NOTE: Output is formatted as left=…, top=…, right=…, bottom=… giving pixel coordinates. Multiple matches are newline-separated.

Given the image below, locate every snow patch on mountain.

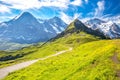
left=44, top=27, right=49, bottom=32
left=0, top=12, right=67, bottom=50
left=85, top=18, right=120, bottom=38
left=51, top=24, right=61, bottom=34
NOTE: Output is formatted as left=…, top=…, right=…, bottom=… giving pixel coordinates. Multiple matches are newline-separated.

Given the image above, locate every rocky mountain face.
left=54, top=18, right=120, bottom=40
left=52, top=19, right=106, bottom=41
left=74, top=19, right=106, bottom=38
left=0, top=12, right=67, bottom=44
left=85, top=18, right=120, bottom=38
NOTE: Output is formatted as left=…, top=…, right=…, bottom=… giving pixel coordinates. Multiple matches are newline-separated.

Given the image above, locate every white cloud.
left=81, top=17, right=90, bottom=23
left=0, top=0, right=83, bottom=23
left=73, top=13, right=81, bottom=19
left=0, top=16, right=15, bottom=22
left=70, top=0, right=82, bottom=6
left=103, top=15, right=120, bottom=23
left=0, top=0, right=70, bottom=10
left=60, top=12, right=72, bottom=24
left=40, top=0, right=70, bottom=9
left=0, top=0, right=84, bottom=15
left=1, top=0, right=40, bottom=10
left=85, top=0, right=88, bottom=3
left=95, top=1, right=105, bottom=17
left=0, top=4, right=11, bottom=13
left=60, top=12, right=81, bottom=24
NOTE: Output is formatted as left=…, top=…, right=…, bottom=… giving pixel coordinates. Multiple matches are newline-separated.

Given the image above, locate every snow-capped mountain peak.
left=14, top=12, right=34, bottom=20
left=84, top=18, right=120, bottom=39
left=86, top=18, right=106, bottom=25
left=0, top=12, right=67, bottom=44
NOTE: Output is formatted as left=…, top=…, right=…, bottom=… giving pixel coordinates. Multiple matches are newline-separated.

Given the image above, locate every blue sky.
left=0, top=0, right=120, bottom=23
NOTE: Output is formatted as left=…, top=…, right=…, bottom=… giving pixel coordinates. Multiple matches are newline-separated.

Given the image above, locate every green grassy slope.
left=4, top=20, right=120, bottom=80
left=0, top=43, right=68, bottom=68
left=0, top=20, right=99, bottom=68
left=4, top=40, right=120, bottom=80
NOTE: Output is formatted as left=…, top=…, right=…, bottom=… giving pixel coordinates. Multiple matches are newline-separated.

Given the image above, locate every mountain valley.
left=0, top=18, right=120, bottom=80
left=0, top=12, right=120, bottom=80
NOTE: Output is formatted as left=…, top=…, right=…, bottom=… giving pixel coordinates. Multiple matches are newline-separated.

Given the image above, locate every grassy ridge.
left=4, top=40, right=120, bottom=80
left=0, top=30, right=98, bottom=68
left=0, top=42, right=68, bottom=68
left=0, top=19, right=99, bottom=68
left=1, top=20, right=109, bottom=80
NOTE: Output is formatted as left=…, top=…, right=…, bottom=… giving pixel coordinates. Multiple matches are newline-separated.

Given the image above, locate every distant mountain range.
left=54, top=18, right=120, bottom=40
left=85, top=18, right=120, bottom=38
left=0, top=12, right=67, bottom=44
left=0, top=12, right=120, bottom=51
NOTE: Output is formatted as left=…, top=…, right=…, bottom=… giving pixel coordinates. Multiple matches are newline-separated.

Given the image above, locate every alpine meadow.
left=0, top=0, right=120, bottom=80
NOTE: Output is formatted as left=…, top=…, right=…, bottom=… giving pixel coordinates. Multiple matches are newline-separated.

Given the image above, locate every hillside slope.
left=52, top=19, right=106, bottom=40
left=4, top=40, right=120, bottom=80
left=3, top=20, right=119, bottom=80
left=0, top=19, right=99, bottom=68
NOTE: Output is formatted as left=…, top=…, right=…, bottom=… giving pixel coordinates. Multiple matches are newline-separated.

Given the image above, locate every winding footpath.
left=0, top=48, right=72, bottom=79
